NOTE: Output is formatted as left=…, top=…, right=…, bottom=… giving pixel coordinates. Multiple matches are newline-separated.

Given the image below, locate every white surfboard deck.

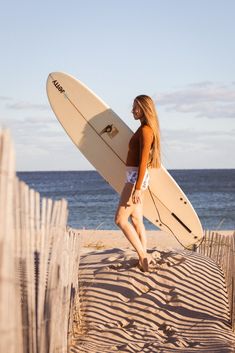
left=46, top=72, right=203, bottom=248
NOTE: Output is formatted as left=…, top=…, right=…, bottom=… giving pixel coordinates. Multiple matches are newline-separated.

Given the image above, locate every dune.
left=70, top=240, right=235, bottom=352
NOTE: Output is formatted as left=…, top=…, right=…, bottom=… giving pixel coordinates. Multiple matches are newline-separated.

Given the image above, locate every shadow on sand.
left=70, top=248, right=235, bottom=353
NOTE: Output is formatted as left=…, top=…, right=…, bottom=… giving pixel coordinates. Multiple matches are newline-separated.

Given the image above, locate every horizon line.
left=17, top=168, right=235, bottom=173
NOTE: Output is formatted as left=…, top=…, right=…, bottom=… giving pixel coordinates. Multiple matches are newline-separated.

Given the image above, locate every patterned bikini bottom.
left=125, top=166, right=150, bottom=190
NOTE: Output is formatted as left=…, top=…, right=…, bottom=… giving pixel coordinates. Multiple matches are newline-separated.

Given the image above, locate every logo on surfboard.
left=100, top=124, right=119, bottom=138
left=52, top=80, right=65, bottom=94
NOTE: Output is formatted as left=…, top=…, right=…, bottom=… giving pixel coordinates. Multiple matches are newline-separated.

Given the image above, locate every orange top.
left=126, top=125, right=154, bottom=190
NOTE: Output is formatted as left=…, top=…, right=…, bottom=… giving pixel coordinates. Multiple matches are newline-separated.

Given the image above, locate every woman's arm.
left=135, top=125, right=153, bottom=190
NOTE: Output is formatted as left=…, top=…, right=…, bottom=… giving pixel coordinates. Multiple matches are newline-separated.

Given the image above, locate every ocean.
left=17, top=169, right=235, bottom=231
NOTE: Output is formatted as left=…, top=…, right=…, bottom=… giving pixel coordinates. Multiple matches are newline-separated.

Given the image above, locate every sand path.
left=70, top=247, right=235, bottom=353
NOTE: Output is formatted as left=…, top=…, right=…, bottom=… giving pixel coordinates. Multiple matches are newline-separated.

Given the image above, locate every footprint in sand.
left=106, top=254, right=186, bottom=273
left=152, top=251, right=186, bottom=268
left=159, top=324, right=186, bottom=347
left=159, top=323, right=199, bottom=348
left=121, top=319, right=136, bottom=329
left=98, top=255, right=126, bottom=271
left=165, top=288, right=179, bottom=304
left=151, top=251, right=162, bottom=261
left=167, top=253, right=187, bottom=267
left=186, top=339, right=200, bottom=347
left=108, top=262, right=123, bottom=270
left=108, top=258, right=140, bottom=271
left=159, top=323, right=178, bottom=336
left=107, top=256, right=121, bottom=262
left=148, top=251, right=171, bottom=267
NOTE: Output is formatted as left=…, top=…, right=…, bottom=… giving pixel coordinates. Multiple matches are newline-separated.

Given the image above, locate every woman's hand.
left=132, top=189, right=142, bottom=204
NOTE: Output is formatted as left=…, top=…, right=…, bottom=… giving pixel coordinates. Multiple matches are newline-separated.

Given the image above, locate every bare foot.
left=139, top=257, right=149, bottom=272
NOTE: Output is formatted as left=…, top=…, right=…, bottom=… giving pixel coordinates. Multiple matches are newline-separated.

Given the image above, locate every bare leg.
left=115, top=183, right=148, bottom=271
left=130, top=203, right=154, bottom=266
left=130, top=205, right=147, bottom=253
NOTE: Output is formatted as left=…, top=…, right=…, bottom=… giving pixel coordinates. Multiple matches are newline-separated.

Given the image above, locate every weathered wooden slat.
left=0, top=129, right=19, bottom=353
left=231, top=233, right=235, bottom=330
left=198, top=230, right=235, bottom=331
left=0, top=129, right=81, bottom=352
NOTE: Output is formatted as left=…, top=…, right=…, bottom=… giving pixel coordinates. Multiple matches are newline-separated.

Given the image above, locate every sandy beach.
left=79, top=229, right=184, bottom=253
left=77, top=229, right=234, bottom=253
left=69, top=230, right=235, bottom=352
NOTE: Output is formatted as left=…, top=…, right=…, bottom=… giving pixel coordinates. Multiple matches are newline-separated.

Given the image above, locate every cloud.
left=163, top=128, right=235, bottom=140
left=6, top=101, right=49, bottom=110
left=161, top=128, right=235, bottom=169
left=0, top=116, right=57, bottom=128
left=156, top=82, right=235, bottom=119
left=23, top=116, right=56, bottom=124
left=162, top=128, right=235, bottom=152
left=161, top=128, right=235, bottom=156
left=0, top=115, right=62, bottom=149
left=0, top=96, right=12, bottom=101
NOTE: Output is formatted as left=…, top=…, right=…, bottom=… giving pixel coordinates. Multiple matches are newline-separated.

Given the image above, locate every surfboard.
left=46, top=72, right=203, bottom=248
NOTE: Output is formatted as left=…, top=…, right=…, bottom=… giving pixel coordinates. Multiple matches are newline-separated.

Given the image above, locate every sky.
left=0, top=0, right=234, bottom=171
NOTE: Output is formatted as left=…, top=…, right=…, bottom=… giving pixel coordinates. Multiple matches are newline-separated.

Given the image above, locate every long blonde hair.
left=134, top=95, right=161, bottom=168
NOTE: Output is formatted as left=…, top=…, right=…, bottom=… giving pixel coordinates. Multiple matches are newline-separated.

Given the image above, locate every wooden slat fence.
left=0, top=129, right=81, bottom=353
left=197, top=230, right=235, bottom=331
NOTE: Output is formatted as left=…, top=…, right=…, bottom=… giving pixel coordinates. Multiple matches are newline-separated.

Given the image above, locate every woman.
left=115, top=95, right=161, bottom=272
